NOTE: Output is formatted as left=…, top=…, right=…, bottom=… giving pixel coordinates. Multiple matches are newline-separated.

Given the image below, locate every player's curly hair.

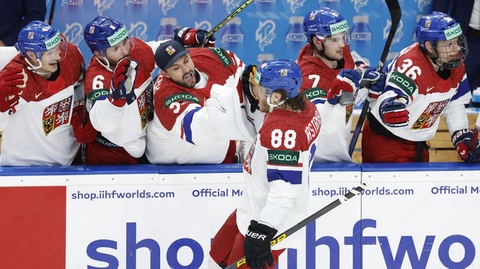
left=276, top=89, right=306, bottom=112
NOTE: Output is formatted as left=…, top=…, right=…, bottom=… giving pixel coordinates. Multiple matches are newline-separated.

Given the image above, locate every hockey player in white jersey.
left=146, top=40, right=258, bottom=164
left=0, top=21, right=86, bottom=166
left=83, top=17, right=216, bottom=164
left=362, top=11, right=480, bottom=162
left=209, top=59, right=320, bottom=269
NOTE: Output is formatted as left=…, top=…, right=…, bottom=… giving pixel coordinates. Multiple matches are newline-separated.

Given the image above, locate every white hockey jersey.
left=370, top=43, right=471, bottom=141
left=236, top=101, right=320, bottom=249
left=0, top=43, right=84, bottom=166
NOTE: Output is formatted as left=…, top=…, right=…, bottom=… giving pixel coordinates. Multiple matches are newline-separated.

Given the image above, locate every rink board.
left=0, top=163, right=479, bottom=269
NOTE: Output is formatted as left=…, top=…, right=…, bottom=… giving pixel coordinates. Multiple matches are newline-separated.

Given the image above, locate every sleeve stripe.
left=182, top=107, right=201, bottom=144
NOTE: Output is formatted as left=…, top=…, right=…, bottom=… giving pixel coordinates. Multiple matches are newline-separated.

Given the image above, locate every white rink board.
left=1, top=163, right=480, bottom=268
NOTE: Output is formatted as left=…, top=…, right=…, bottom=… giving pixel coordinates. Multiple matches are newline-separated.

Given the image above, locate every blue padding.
left=0, top=162, right=480, bottom=176
left=361, top=162, right=480, bottom=172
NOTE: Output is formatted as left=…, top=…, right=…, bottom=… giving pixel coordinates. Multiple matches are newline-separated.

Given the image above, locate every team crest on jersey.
left=138, top=81, right=154, bottom=130
left=411, top=100, right=448, bottom=130
left=43, top=96, right=73, bottom=136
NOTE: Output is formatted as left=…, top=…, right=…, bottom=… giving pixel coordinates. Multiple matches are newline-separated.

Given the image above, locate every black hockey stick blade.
left=224, top=182, right=369, bottom=269
left=348, top=0, right=402, bottom=156
left=205, top=0, right=253, bottom=39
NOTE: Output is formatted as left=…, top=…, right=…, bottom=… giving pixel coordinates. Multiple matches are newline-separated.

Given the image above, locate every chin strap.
left=266, top=94, right=286, bottom=113
left=95, top=56, right=114, bottom=72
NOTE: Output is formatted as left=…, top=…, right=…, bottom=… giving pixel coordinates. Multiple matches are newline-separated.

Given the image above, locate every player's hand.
left=71, top=105, right=97, bottom=144
left=0, top=67, right=27, bottom=113
left=109, top=58, right=138, bottom=107
left=242, top=64, right=259, bottom=113
left=244, top=220, right=277, bottom=269
left=451, top=129, right=480, bottom=163
left=355, top=61, right=386, bottom=100
left=379, top=96, right=409, bottom=127
left=327, top=69, right=361, bottom=106
left=173, top=27, right=216, bottom=48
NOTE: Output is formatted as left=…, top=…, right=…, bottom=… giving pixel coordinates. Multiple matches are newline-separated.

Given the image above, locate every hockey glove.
left=109, top=58, right=138, bottom=107
left=0, top=67, right=27, bottom=113
left=379, top=96, right=409, bottom=127
left=173, top=27, right=216, bottom=48
left=242, top=64, right=259, bottom=113
left=327, top=69, right=361, bottom=106
left=355, top=61, right=385, bottom=100
left=451, top=129, right=480, bottom=163
left=71, top=105, right=98, bottom=144
left=244, top=220, right=277, bottom=269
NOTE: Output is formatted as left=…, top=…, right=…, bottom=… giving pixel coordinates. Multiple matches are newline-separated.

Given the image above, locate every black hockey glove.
left=244, top=220, right=277, bottom=269
left=242, top=64, right=259, bottom=113
left=452, top=129, right=480, bottom=163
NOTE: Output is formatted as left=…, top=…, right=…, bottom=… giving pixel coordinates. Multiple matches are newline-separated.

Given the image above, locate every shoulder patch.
left=267, top=150, right=300, bottom=166
left=88, top=89, right=109, bottom=105
left=303, top=87, right=327, bottom=101
left=388, top=71, right=417, bottom=97
left=164, top=93, right=200, bottom=108
left=208, top=47, right=232, bottom=67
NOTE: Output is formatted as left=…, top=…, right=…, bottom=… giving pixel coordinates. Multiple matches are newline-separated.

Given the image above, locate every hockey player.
left=209, top=59, right=321, bottom=269
left=0, top=21, right=86, bottom=166
left=362, top=11, right=480, bottom=162
left=83, top=16, right=156, bottom=164
left=83, top=16, right=216, bottom=164
left=298, top=7, right=382, bottom=163
left=146, top=40, right=257, bottom=164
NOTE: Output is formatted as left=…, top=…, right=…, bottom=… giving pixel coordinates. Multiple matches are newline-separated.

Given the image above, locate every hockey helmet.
left=16, top=20, right=66, bottom=59
left=303, top=7, right=350, bottom=43
left=84, top=16, right=130, bottom=54
left=255, top=59, right=302, bottom=99
left=416, top=11, right=468, bottom=68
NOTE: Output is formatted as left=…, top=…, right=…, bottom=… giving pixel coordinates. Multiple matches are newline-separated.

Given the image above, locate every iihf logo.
left=256, top=20, right=276, bottom=52
left=286, top=0, right=305, bottom=13
left=94, top=0, right=114, bottom=15
left=158, top=0, right=178, bottom=15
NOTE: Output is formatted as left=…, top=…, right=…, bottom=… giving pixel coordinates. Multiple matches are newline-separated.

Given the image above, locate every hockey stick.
left=348, top=0, right=402, bottom=156
left=224, top=182, right=369, bottom=269
left=205, top=0, right=253, bottom=39
left=48, top=0, right=57, bottom=25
